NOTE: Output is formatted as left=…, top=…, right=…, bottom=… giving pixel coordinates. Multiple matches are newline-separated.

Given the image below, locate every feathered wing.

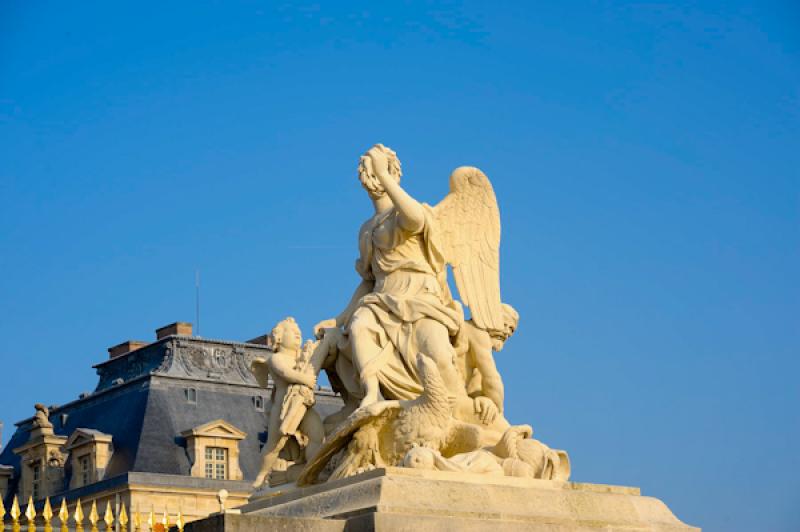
left=433, top=166, right=503, bottom=333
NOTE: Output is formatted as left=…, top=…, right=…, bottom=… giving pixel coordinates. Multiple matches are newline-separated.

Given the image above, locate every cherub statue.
left=251, top=317, right=337, bottom=489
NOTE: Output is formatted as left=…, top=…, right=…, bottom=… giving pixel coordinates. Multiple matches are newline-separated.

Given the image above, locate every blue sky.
left=1, top=1, right=798, bottom=530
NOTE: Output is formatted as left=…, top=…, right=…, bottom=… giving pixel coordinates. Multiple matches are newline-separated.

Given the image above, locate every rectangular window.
left=204, top=447, right=227, bottom=480
left=185, top=388, right=197, bottom=404
left=31, top=462, right=40, bottom=500
left=79, top=455, right=91, bottom=486
left=253, top=396, right=264, bottom=412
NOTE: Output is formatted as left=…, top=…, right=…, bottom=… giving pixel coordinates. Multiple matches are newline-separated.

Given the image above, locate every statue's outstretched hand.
left=314, top=318, right=337, bottom=339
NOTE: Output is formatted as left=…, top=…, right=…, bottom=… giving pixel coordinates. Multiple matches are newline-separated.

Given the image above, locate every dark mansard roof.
left=0, top=334, right=342, bottom=502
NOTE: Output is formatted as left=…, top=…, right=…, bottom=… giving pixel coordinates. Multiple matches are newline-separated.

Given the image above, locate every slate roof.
left=0, top=334, right=342, bottom=504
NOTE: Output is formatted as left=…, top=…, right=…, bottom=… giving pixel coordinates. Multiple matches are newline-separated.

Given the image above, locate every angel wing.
left=433, top=166, right=503, bottom=333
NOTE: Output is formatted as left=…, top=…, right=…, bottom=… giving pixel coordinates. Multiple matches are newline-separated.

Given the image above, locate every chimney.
left=156, top=321, right=193, bottom=340
left=108, top=340, right=149, bottom=359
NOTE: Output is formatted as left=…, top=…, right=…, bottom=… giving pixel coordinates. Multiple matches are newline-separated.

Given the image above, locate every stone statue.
left=299, top=354, right=484, bottom=484
left=314, top=144, right=511, bottom=431
left=235, top=145, right=699, bottom=532
left=240, top=144, right=568, bottom=489
left=32, top=403, right=53, bottom=430
left=454, top=302, right=519, bottom=422
left=250, top=317, right=337, bottom=488
left=288, top=144, right=570, bottom=486
left=299, top=355, right=569, bottom=485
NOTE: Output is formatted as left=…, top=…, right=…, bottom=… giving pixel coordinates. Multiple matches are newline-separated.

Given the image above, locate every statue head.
left=358, top=143, right=402, bottom=200
left=490, top=303, right=520, bottom=351
left=271, top=317, right=302, bottom=353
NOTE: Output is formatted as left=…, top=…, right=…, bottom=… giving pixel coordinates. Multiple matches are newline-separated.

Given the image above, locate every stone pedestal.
left=225, top=467, right=699, bottom=531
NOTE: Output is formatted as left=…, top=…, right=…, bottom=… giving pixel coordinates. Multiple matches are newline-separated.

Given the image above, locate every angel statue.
left=296, top=143, right=569, bottom=486
left=313, top=143, right=511, bottom=440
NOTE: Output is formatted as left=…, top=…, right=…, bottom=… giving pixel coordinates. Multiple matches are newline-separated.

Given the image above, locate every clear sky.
left=1, top=1, right=798, bottom=530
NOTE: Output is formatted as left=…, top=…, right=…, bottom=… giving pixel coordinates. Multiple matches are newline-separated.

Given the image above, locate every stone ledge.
left=183, top=512, right=345, bottom=532
left=238, top=467, right=699, bottom=531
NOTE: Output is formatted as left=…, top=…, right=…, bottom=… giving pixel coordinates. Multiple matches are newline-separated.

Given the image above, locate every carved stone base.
left=229, top=467, right=700, bottom=531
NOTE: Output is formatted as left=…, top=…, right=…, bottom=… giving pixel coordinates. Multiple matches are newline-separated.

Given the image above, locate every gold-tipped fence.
left=0, top=496, right=185, bottom=532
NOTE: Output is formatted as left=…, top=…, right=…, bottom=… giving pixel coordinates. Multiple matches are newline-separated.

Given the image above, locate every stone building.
left=0, top=322, right=341, bottom=521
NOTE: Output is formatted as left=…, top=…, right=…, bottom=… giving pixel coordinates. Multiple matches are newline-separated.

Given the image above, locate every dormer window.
left=65, top=429, right=113, bottom=490
left=180, top=420, right=246, bottom=481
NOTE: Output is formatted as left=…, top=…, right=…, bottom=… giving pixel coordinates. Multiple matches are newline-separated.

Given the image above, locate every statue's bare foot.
left=358, top=377, right=383, bottom=409
left=358, top=392, right=382, bottom=409
left=253, top=471, right=267, bottom=489
left=358, top=396, right=376, bottom=409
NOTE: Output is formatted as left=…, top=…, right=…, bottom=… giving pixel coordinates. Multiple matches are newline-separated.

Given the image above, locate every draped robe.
left=334, top=204, right=464, bottom=401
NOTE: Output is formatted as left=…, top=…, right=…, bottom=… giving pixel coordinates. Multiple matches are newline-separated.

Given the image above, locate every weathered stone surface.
left=183, top=512, right=344, bottom=532
left=239, top=467, right=699, bottom=531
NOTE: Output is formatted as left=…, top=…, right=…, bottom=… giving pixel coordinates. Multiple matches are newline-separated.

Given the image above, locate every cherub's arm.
left=469, top=328, right=505, bottom=412
left=269, top=354, right=316, bottom=388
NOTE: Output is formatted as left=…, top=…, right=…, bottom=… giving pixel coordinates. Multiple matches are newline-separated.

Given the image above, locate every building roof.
left=0, top=333, right=342, bottom=504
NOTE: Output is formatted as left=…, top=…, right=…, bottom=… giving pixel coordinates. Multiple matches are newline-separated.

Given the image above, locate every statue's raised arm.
left=434, top=166, right=504, bottom=334
left=364, top=144, right=426, bottom=234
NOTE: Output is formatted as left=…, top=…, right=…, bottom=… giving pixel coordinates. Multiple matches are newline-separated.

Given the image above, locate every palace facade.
left=0, top=322, right=342, bottom=522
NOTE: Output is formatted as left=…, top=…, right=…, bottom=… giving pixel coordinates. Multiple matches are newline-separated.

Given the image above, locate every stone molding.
left=94, top=337, right=271, bottom=392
